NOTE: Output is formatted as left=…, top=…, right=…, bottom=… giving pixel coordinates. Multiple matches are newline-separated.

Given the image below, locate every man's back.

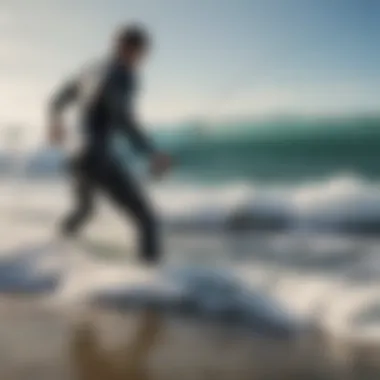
left=83, top=61, right=137, bottom=150
left=51, top=58, right=154, bottom=159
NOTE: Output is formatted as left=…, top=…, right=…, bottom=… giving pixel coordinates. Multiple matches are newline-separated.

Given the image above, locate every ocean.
left=1, top=116, right=380, bottom=378
left=1, top=115, right=380, bottom=345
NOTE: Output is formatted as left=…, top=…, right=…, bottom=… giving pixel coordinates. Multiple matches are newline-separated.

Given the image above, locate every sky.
left=0, top=0, right=379, bottom=143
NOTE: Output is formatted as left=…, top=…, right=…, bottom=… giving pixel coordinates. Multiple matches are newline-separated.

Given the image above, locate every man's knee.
left=61, top=203, right=94, bottom=236
left=136, top=205, right=157, bottom=231
left=80, top=200, right=94, bottom=217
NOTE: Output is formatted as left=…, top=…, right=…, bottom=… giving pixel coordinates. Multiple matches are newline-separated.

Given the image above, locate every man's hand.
left=48, top=116, right=65, bottom=147
left=149, top=152, right=173, bottom=179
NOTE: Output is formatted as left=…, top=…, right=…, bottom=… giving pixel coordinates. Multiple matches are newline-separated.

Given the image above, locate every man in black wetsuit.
left=48, top=25, right=172, bottom=264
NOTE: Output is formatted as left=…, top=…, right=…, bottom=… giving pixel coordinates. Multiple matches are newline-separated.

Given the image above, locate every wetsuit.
left=50, top=60, right=159, bottom=263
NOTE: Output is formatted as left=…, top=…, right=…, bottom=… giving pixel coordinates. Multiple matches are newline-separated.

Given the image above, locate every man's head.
left=115, top=24, right=151, bottom=68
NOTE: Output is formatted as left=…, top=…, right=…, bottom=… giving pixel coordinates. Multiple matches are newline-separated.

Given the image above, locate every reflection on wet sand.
left=67, top=309, right=333, bottom=380
left=71, top=310, right=161, bottom=380
left=2, top=299, right=380, bottom=379
left=67, top=309, right=380, bottom=380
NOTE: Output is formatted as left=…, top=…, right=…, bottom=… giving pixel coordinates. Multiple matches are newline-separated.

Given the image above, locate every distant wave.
left=158, top=115, right=380, bottom=182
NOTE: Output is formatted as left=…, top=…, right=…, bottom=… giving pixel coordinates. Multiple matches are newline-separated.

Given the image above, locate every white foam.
left=92, top=265, right=307, bottom=338
left=1, top=175, right=380, bottom=341
left=5, top=174, right=380, bottom=233
left=159, top=175, right=380, bottom=233
left=0, top=243, right=60, bottom=294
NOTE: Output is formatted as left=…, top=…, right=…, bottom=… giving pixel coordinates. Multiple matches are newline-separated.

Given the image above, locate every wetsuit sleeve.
left=121, top=110, right=156, bottom=156
left=104, top=70, right=156, bottom=156
left=49, top=79, right=79, bottom=116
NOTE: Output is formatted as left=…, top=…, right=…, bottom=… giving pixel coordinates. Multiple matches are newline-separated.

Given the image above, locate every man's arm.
left=121, top=109, right=173, bottom=178
left=121, top=110, right=156, bottom=156
left=103, top=68, right=172, bottom=177
left=48, top=79, right=79, bottom=145
left=50, top=80, right=79, bottom=115
left=103, top=68, right=155, bottom=155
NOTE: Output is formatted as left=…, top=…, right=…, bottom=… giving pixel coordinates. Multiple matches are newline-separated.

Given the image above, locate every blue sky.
left=0, top=0, right=379, bottom=140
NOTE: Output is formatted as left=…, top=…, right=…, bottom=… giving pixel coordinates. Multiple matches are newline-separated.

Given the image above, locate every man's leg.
left=97, top=161, right=159, bottom=263
left=61, top=172, right=95, bottom=237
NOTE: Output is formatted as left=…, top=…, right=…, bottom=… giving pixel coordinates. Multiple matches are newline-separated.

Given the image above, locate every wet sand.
left=0, top=296, right=379, bottom=380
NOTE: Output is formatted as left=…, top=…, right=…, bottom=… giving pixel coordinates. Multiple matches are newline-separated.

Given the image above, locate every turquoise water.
left=143, top=115, right=380, bottom=183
